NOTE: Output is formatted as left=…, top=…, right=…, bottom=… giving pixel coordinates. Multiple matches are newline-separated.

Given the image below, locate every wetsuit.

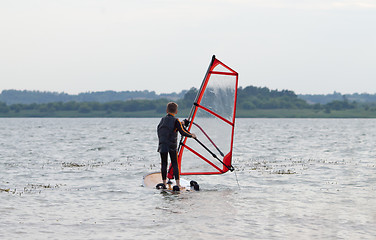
left=157, top=113, right=193, bottom=180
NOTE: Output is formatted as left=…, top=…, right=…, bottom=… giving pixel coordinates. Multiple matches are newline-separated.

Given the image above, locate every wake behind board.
left=143, top=172, right=199, bottom=192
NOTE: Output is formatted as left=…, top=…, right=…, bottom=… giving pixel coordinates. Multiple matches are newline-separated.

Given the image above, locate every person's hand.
left=183, top=119, right=190, bottom=127
left=191, top=133, right=197, bottom=139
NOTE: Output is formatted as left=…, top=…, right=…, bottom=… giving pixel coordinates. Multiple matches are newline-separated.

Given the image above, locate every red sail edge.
left=168, top=56, right=238, bottom=178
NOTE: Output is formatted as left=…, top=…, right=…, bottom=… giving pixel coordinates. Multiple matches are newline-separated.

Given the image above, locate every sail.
left=169, top=55, right=238, bottom=177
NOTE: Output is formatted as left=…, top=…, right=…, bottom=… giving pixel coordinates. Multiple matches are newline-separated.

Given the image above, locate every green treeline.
left=299, top=92, right=376, bottom=104
left=1, top=86, right=376, bottom=118
left=238, top=86, right=308, bottom=109
left=2, top=88, right=376, bottom=105
left=0, top=99, right=172, bottom=115
left=0, top=89, right=184, bottom=105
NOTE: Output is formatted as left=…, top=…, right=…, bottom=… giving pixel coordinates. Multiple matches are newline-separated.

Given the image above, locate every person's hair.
left=166, top=102, right=178, bottom=113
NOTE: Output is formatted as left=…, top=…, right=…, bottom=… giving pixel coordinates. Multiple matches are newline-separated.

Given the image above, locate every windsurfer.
left=157, top=102, right=196, bottom=190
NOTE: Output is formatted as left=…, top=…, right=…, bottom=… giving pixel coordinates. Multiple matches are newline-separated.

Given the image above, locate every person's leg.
left=169, top=150, right=180, bottom=187
left=160, top=152, right=168, bottom=186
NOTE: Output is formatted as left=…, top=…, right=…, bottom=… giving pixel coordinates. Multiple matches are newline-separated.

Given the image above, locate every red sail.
left=168, top=55, right=238, bottom=177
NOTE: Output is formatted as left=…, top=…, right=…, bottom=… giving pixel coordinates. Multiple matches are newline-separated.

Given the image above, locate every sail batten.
left=209, top=71, right=238, bottom=76
left=194, top=104, right=234, bottom=126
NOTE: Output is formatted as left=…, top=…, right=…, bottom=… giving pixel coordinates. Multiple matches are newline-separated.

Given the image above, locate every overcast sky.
left=1, top=0, right=375, bottom=94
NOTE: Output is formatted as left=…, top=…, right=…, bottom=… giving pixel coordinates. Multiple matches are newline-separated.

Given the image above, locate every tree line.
left=1, top=88, right=375, bottom=106
left=0, top=89, right=185, bottom=105
left=0, top=85, right=375, bottom=115
left=298, top=91, right=376, bottom=104
left=0, top=99, right=171, bottom=114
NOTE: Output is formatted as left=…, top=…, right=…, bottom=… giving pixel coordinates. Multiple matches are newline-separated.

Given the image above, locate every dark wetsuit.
left=157, top=113, right=193, bottom=180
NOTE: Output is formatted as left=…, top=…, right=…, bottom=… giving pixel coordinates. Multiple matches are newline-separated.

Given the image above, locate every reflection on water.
left=0, top=118, right=375, bottom=239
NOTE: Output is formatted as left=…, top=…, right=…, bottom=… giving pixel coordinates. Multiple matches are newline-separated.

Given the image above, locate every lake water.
left=0, top=118, right=375, bottom=239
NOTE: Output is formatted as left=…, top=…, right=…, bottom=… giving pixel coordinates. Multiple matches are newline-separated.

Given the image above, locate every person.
left=157, top=102, right=196, bottom=191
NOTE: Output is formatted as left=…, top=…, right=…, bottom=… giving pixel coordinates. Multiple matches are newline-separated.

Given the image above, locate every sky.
left=0, top=0, right=375, bottom=95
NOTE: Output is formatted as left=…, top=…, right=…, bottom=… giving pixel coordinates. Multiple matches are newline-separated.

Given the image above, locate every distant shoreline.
left=1, top=109, right=376, bottom=118
left=2, top=87, right=376, bottom=119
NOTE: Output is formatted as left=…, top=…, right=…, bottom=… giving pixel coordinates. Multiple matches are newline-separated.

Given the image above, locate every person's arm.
left=176, top=119, right=196, bottom=138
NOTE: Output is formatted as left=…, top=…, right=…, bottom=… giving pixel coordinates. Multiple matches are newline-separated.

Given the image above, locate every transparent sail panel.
left=212, top=63, right=234, bottom=73
left=181, top=108, right=233, bottom=173
left=200, top=73, right=237, bottom=122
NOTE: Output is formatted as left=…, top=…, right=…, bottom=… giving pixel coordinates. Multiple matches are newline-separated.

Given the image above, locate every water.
left=0, top=118, right=375, bottom=239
